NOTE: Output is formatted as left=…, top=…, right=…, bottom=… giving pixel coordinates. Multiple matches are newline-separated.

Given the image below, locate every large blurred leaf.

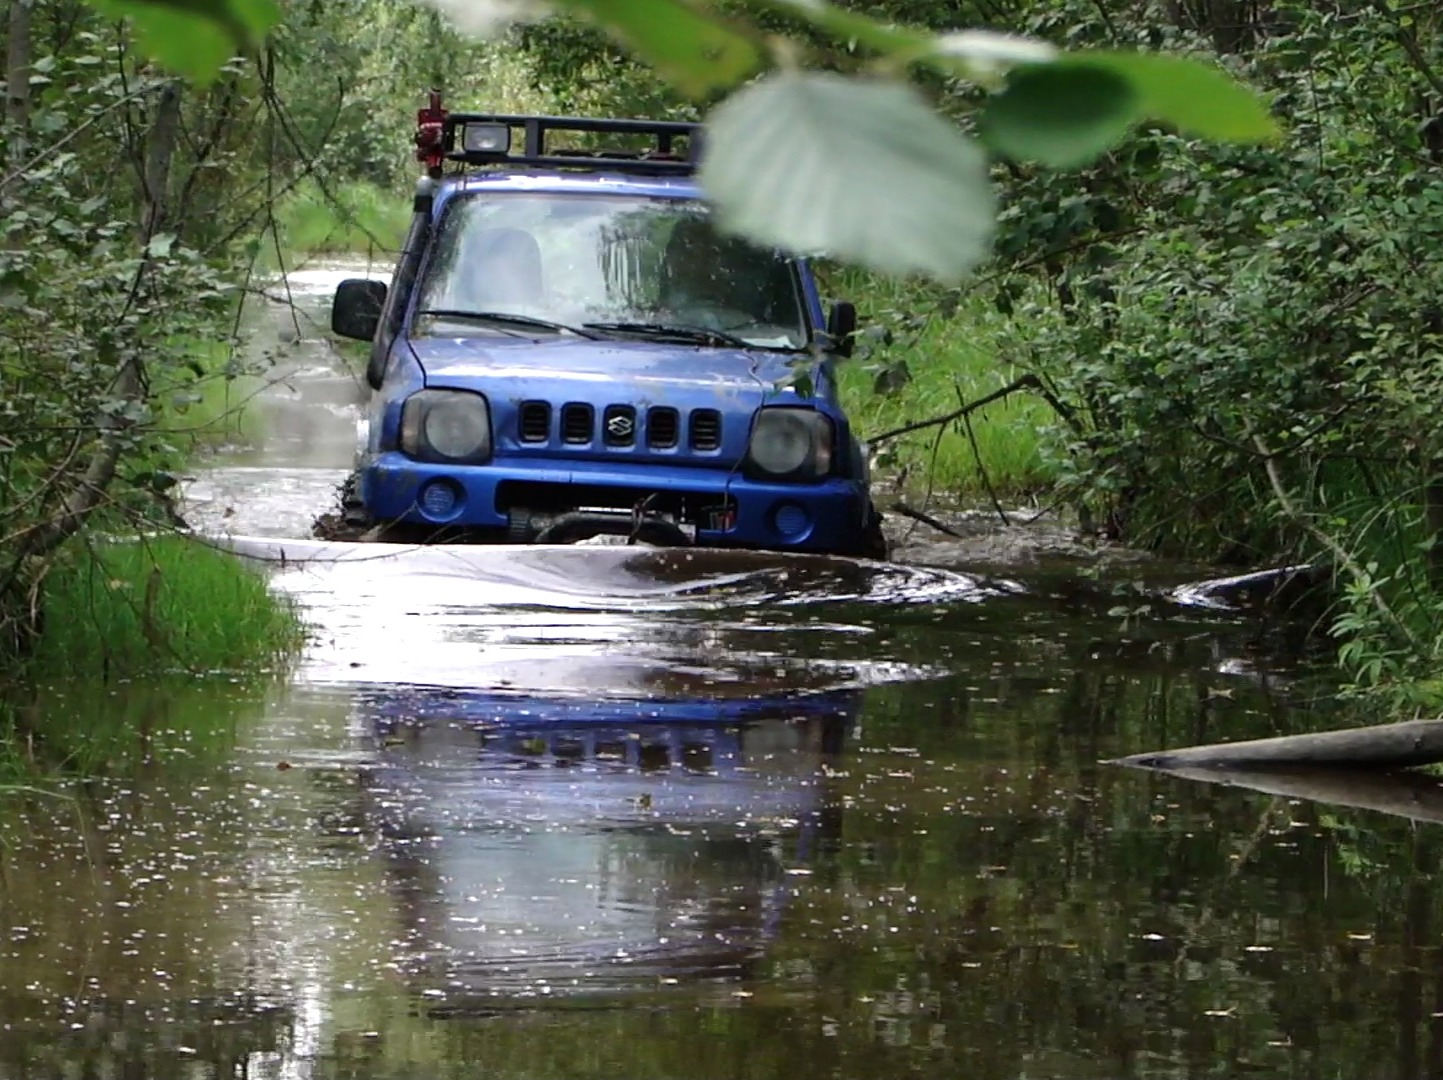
left=979, top=64, right=1138, bottom=167
left=85, top=0, right=278, bottom=83
left=700, top=72, right=995, bottom=282
left=1073, top=51, right=1277, bottom=142
left=556, top=0, right=759, bottom=97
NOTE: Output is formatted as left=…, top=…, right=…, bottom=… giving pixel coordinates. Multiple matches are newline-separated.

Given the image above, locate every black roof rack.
left=415, top=93, right=702, bottom=179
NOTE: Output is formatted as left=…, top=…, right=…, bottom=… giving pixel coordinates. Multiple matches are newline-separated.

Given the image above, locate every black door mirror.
left=826, top=301, right=857, bottom=358
left=332, top=278, right=388, bottom=342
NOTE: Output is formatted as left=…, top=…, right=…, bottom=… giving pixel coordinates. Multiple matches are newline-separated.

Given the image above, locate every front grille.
left=561, top=402, right=593, bottom=444
left=647, top=407, right=679, bottom=449
left=603, top=404, right=637, bottom=447
left=518, top=401, right=550, bottom=442
left=519, top=401, right=722, bottom=454
left=690, top=409, right=722, bottom=451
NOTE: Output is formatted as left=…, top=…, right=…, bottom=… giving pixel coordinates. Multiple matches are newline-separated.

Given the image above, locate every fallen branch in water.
left=890, top=501, right=964, bottom=538
left=1109, top=718, right=1443, bottom=771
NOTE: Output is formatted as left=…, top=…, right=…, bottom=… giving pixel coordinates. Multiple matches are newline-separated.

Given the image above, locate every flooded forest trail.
left=2, top=265, right=1439, bottom=1080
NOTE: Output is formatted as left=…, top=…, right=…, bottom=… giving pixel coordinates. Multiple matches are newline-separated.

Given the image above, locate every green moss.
left=24, top=535, right=304, bottom=682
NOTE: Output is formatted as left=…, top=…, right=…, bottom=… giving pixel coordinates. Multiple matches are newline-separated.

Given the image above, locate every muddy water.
left=1, top=267, right=1433, bottom=1080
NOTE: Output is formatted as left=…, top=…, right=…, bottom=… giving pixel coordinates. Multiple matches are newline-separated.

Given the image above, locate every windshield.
left=413, top=191, right=809, bottom=349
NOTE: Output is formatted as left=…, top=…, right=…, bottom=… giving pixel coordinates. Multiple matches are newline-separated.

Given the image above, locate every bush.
left=983, top=2, right=1443, bottom=704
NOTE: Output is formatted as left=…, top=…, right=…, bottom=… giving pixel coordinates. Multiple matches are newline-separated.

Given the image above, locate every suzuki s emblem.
left=607, top=414, right=634, bottom=438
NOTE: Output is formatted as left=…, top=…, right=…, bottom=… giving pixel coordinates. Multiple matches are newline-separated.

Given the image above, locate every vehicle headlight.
left=745, top=408, right=834, bottom=481
left=400, top=389, right=492, bottom=462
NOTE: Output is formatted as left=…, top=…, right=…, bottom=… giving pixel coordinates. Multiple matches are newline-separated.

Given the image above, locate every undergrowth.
left=829, top=272, right=1055, bottom=502
left=155, top=335, right=267, bottom=450
left=271, top=178, right=413, bottom=261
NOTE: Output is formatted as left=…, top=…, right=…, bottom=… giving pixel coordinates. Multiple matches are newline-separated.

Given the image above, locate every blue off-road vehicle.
left=324, top=96, right=887, bottom=559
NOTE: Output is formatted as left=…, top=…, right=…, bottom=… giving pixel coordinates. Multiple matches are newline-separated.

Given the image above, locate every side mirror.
left=826, top=301, right=857, bottom=358
left=332, top=278, right=388, bottom=342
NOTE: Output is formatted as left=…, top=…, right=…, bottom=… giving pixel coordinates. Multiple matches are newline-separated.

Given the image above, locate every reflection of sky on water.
left=213, top=536, right=990, bottom=692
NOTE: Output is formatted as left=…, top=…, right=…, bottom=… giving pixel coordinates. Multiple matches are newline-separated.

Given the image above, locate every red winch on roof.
left=415, top=89, right=448, bottom=177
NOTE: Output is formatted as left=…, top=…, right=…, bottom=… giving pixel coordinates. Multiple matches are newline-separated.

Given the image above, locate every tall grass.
left=831, top=276, right=1055, bottom=501
left=271, top=178, right=414, bottom=261
left=25, top=535, right=304, bottom=681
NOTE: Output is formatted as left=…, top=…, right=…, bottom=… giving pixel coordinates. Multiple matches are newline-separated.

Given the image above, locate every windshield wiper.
left=416, top=309, right=602, bottom=340
left=582, top=321, right=766, bottom=350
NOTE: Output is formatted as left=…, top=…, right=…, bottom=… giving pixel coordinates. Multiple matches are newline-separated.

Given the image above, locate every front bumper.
left=359, top=452, right=870, bottom=554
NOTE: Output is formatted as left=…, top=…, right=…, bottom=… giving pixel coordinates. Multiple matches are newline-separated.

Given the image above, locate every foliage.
left=969, top=0, right=1443, bottom=704
left=271, top=178, right=414, bottom=259
left=0, top=8, right=269, bottom=659
left=91, top=0, right=1275, bottom=282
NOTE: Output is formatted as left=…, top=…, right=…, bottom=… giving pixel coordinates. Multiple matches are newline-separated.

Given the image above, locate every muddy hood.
left=409, top=336, right=798, bottom=394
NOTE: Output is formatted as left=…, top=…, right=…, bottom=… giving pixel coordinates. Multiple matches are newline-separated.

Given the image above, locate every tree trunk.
left=13, top=79, right=186, bottom=569
left=1112, top=762, right=1443, bottom=826
left=1109, top=717, right=1443, bottom=770
left=140, top=80, right=182, bottom=239
left=3, top=0, right=32, bottom=194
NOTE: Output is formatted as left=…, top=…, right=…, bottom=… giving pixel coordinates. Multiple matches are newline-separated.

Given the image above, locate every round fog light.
left=771, top=502, right=811, bottom=540
left=419, top=479, right=464, bottom=521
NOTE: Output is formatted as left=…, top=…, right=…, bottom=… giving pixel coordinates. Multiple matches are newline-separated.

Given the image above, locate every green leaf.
left=700, top=72, right=995, bottom=283
left=979, top=63, right=1139, bottom=167
left=1073, top=51, right=1278, bottom=141
left=555, top=0, right=759, bottom=97
left=83, top=0, right=278, bottom=84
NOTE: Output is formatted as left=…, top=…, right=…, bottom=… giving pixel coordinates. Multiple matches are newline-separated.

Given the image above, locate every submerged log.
left=1167, top=562, right=1330, bottom=614
left=1136, top=765, right=1443, bottom=827
left=1108, top=718, right=1443, bottom=771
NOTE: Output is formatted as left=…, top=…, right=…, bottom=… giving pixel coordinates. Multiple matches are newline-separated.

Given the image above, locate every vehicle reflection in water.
left=352, top=683, right=855, bottom=1009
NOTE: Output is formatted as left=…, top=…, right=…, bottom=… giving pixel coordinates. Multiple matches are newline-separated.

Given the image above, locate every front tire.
left=856, top=507, right=890, bottom=561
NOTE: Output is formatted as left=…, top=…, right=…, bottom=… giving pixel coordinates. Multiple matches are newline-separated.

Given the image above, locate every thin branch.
left=890, top=501, right=964, bottom=538
left=959, top=384, right=1010, bottom=525
left=1247, top=420, right=1417, bottom=650
left=871, top=374, right=1043, bottom=445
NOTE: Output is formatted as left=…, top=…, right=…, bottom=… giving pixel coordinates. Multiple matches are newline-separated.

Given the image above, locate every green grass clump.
left=272, top=178, right=413, bottom=260
left=834, top=284, right=1056, bottom=500
left=27, top=536, right=304, bottom=681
